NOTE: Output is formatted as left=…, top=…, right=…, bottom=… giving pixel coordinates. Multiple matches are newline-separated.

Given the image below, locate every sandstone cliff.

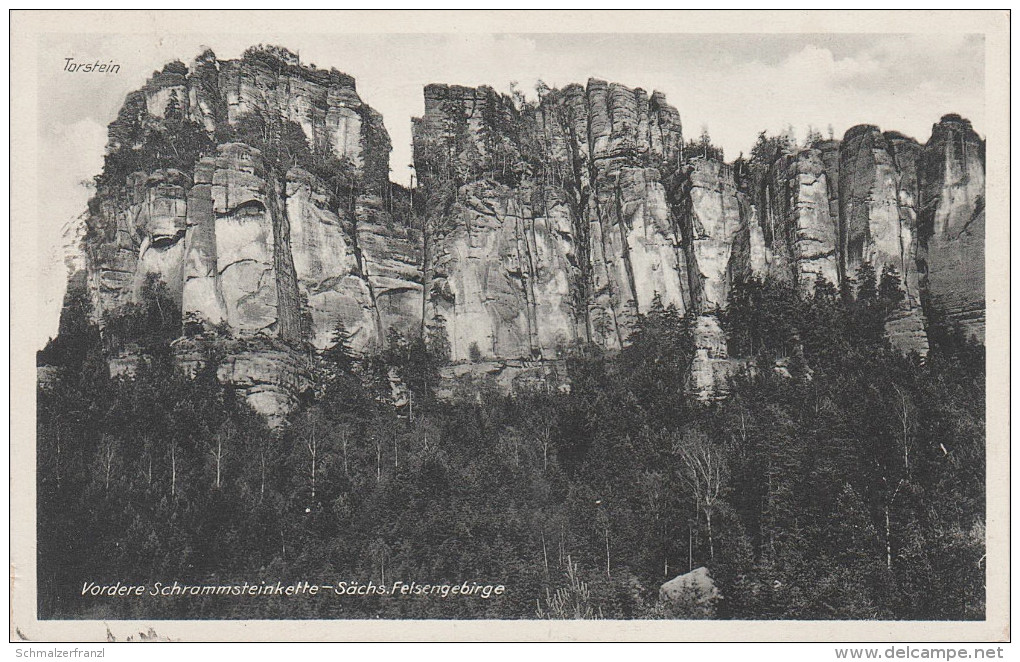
left=73, top=46, right=420, bottom=421
left=51, top=46, right=987, bottom=420
left=410, top=84, right=984, bottom=398
left=918, top=115, right=986, bottom=343
left=412, top=81, right=746, bottom=396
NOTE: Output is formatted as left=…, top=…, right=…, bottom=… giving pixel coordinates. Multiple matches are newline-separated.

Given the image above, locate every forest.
left=37, top=262, right=985, bottom=620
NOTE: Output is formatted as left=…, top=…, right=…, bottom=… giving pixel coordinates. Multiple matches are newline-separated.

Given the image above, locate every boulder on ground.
left=659, top=567, right=721, bottom=618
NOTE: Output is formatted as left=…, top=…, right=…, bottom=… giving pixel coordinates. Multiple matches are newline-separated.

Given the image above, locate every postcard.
left=9, top=9, right=1010, bottom=642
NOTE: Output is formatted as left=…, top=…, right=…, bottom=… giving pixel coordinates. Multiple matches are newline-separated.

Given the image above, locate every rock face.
left=413, top=81, right=690, bottom=359
left=759, top=147, right=840, bottom=289
left=679, top=160, right=746, bottom=396
left=75, top=46, right=419, bottom=421
left=410, top=84, right=986, bottom=397
left=918, top=115, right=986, bottom=343
left=54, top=46, right=987, bottom=420
left=838, top=126, right=929, bottom=354
left=413, top=80, right=753, bottom=391
left=687, top=315, right=738, bottom=399
left=83, top=169, right=187, bottom=320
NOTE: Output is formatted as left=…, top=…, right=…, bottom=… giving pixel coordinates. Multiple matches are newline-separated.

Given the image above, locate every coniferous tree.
left=163, top=90, right=183, bottom=122
left=879, top=265, right=906, bottom=313
left=323, top=318, right=356, bottom=375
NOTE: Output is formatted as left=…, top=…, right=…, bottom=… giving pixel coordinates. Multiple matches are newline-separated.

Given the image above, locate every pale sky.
left=34, top=32, right=985, bottom=349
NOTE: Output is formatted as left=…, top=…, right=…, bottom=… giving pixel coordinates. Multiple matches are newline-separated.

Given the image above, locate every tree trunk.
left=885, top=505, right=892, bottom=570
left=310, top=440, right=317, bottom=502
left=767, top=466, right=775, bottom=561
left=214, top=438, right=222, bottom=489
left=706, top=510, right=714, bottom=561
left=259, top=452, right=266, bottom=503
left=688, top=525, right=693, bottom=572
left=604, top=527, right=612, bottom=578
left=342, top=431, right=349, bottom=476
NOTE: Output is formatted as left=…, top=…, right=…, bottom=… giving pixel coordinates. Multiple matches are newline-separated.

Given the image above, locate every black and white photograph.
left=10, top=9, right=1009, bottom=644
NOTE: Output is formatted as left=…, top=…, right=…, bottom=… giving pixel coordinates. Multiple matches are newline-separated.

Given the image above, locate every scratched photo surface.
left=20, top=15, right=996, bottom=631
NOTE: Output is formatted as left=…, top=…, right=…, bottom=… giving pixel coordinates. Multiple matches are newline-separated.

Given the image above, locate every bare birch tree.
left=673, top=429, right=726, bottom=562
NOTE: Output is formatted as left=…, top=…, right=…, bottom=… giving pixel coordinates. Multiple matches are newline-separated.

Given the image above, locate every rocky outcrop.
left=76, top=46, right=417, bottom=421
left=215, top=341, right=313, bottom=428
left=84, top=171, right=174, bottom=321
left=173, top=335, right=313, bottom=428
left=759, top=147, right=840, bottom=289
left=207, top=143, right=279, bottom=335
left=678, top=160, right=746, bottom=397
left=687, top=315, right=739, bottom=399
left=425, top=180, right=580, bottom=361
left=414, top=80, right=691, bottom=360
left=53, top=46, right=986, bottom=420
left=918, top=115, right=986, bottom=343
left=679, top=159, right=745, bottom=311
left=837, top=126, right=929, bottom=355
left=437, top=359, right=571, bottom=400
left=285, top=167, right=375, bottom=350
left=412, top=80, right=771, bottom=400
left=659, top=566, right=721, bottom=618
left=412, top=95, right=986, bottom=389
left=213, top=46, right=387, bottom=179
left=414, top=79, right=752, bottom=386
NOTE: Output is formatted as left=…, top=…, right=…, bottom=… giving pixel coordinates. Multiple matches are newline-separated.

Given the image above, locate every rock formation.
left=70, top=46, right=420, bottom=422
left=659, top=566, right=721, bottom=618
left=412, top=81, right=747, bottom=395
left=49, top=46, right=987, bottom=421
left=838, top=126, right=929, bottom=354
left=410, top=82, right=983, bottom=397
left=759, top=145, right=841, bottom=289
left=918, top=115, right=986, bottom=343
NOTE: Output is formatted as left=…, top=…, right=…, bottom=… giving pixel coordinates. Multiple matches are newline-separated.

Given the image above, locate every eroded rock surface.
left=837, top=126, right=930, bottom=355
left=56, top=46, right=986, bottom=420
left=919, top=115, right=986, bottom=343
left=414, top=79, right=749, bottom=380
left=768, top=148, right=839, bottom=289
left=78, top=46, right=413, bottom=421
